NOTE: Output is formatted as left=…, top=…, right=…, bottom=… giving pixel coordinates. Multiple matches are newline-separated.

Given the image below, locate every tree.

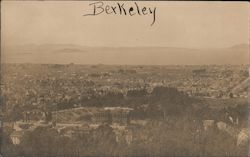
left=92, top=124, right=117, bottom=156
left=127, top=88, right=148, bottom=97
left=11, top=105, right=23, bottom=121
left=151, top=86, right=194, bottom=118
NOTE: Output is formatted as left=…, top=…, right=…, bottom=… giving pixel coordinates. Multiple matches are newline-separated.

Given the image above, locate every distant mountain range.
left=2, top=44, right=249, bottom=65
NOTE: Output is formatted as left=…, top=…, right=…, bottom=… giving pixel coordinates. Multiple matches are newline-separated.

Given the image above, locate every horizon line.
left=1, top=62, right=249, bottom=66
left=2, top=43, right=249, bottom=50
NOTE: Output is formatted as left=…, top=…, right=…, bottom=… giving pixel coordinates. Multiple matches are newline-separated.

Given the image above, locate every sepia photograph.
left=0, top=1, right=249, bottom=157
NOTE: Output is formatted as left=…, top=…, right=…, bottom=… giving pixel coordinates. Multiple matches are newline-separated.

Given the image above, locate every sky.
left=1, top=1, right=249, bottom=49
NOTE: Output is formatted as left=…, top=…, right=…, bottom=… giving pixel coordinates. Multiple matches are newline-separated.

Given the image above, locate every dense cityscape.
left=2, top=1, right=249, bottom=156
left=1, top=63, right=249, bottom=157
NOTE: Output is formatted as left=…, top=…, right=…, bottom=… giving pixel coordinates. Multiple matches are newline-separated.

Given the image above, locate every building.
left=237, top=128, right=250, bottom=146
left=10, top=131, right=24, bottom=145
left=22, top=110, right=46, bottom=122
left=114, top=129, right=133, bottom=145
left=93, top=111, right=112, bottom=124
left=104, top=107, right=133, bottom=125
left=53, top=107, right=133, bottom=126
left=58, top=124, right=91, bottom=138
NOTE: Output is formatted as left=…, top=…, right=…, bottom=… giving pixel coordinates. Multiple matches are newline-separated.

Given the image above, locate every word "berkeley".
left=83, top=1, right=157, bottom=26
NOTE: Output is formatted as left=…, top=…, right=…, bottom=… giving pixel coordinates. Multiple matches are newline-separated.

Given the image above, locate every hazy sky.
left=2, top=1, right=249, bottom=48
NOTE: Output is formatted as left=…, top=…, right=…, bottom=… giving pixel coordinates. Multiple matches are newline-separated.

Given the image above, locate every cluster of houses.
left=9, top=107, right=134, bottom=146
left=8, top=105, right=250, bottom=148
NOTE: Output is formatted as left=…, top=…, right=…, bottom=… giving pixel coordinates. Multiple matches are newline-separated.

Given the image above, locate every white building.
left=10, top=131, right=24, bottom=145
